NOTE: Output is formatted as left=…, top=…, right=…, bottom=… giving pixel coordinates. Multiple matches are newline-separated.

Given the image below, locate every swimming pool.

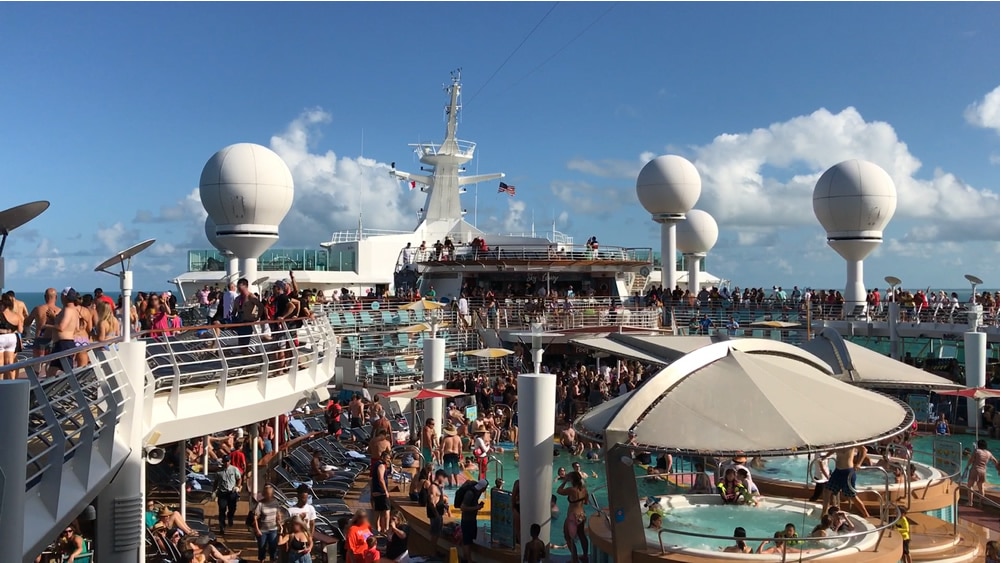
left=912, top=434, right=1000, bottom=486
left=644, top=495, right=876, bottom=555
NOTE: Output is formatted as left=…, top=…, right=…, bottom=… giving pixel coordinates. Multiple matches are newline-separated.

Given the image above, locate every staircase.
left=7, top=316, right=338, bottom=563
left=907, top=513, right=987, bottom=562
left=629, top=272, right=649, bottom=295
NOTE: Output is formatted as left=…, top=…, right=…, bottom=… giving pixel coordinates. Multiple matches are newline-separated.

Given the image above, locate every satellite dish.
left=95, top=239, right=156, bottom=274
left=965, top=274, right=984, bottom=286
left=884, top=276, right=902, bottom=287
left=0, top=201, right=50, bottom=256
left=94, top=239, right=155, bottom=344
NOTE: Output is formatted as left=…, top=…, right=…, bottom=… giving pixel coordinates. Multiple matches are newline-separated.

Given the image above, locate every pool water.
left=480, top=444, right=685, bottom=551
left=912, top=435, right=1000, bottom=486
left=750, top=435, right=1000, bottom=487
left=647, top=504, right=833, bottom=552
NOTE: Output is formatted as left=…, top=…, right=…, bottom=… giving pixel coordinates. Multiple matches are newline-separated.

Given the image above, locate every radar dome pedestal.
left=637, top=155, right=702, bottom=317
left=205, top=217, right=239, bottom=280
left=199, top=143, right=294, bottom=285
left=676, top=209, right=718, bottom=292
left=813, top=159, right=897, bottom=316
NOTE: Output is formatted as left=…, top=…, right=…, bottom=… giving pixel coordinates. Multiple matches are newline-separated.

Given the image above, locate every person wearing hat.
left=213, top=454, right=242, bottom=534
left=154, top=504, right=196, bottom=536
left=459, top=479, right=489, bottom=562
left=716, top=452, right=749, bottom=487
left=440, top=424, right=463, bottom=488
left=472, top=427, right=493, bottom=481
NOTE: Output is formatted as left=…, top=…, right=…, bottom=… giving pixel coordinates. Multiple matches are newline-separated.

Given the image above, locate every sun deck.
left=410, top=243, right=653, bottom=271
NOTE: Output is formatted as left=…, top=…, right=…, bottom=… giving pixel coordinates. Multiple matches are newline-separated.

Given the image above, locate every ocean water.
left=8, top=290, right=172, bottom=312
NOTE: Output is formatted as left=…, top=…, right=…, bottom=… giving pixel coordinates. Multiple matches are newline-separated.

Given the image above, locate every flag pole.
left=474, top=151, right=479, bottom=227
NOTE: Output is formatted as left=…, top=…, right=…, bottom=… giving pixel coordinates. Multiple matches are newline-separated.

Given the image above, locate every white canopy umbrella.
left=575, top=340, right=912, bottom=456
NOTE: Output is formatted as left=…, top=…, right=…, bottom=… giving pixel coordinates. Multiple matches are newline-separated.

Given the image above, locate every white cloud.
left=964, top=86, right=1000, bottom=133
left=269, top=109, right=423, bottom=245
left=96, top=222, right=139, bottom=254
left=23, top=239, right=67, bottom=277
left=566, top=155, right=648, bottom=179
left=550, top=181, right=625, bottom=215
left=501, top=199, right=527, bottom=233
left=134, top=188, right=206, bottom=224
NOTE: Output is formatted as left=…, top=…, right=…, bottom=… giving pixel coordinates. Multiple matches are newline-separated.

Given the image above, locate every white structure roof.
left=575, top=340, right=912, bottom=456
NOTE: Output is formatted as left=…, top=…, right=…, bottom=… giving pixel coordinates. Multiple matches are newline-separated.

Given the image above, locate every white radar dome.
left=813, top=159, right=897, bottom=240
left=676, top=209, right=719, bottom=254
left=636, top=155, right=702, bottom=217
left=204, top=216, right=224, bottom=252
left=199, top=143, right=295, bottom=237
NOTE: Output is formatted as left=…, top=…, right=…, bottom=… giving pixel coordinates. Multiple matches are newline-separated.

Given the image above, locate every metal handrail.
left=656, top=504, right=904, bottom=557
left=489, top=455, right=504, bottom=486
left=856, top=466, right=892, bottom=524
left=409, top=244, right=653, bottom=264
left=953, top=484, right=1002, bottom=535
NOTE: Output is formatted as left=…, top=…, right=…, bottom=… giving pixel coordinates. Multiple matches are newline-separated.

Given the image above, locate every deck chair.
left=273, top=466, right=350, bottom=499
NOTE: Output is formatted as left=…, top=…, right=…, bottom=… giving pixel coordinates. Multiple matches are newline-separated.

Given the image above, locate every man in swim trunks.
left=440, top=424, right=463, bottom=488
left=421, top=417, right=439, bottom=467
left=46, top=288, right=81, bottom=376
left=823, top=446, right=869, bottom=518
left=25, top=288, right=60, bottom=357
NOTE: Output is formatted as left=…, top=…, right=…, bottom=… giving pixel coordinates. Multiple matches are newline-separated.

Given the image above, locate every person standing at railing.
left=0, top=292, right=24, bottom=380
left=24, top=288, right=60, bottom=358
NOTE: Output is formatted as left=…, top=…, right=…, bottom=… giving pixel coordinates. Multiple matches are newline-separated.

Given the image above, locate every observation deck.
left=408, top=243, right=654, bottom=272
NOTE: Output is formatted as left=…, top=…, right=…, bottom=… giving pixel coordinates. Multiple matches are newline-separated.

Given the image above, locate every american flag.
left=498, top=182, right=516, bottom=196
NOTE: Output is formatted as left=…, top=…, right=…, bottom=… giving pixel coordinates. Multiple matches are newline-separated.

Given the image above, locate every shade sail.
left=800, top=328, right=962, bottom=390
left=399, top=321, right=452, bottom=333
left=575, top=340, right=912, bottom=456
left=570, top=336, right=669, bottom=365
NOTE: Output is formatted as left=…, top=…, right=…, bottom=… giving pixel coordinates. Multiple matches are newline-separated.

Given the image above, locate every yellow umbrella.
left=400, top=299, right=444, bottom=311
left=464, top=348, right=514, bottom=359
left=749, top=320, right=800, bottom=329
left=400, top=321, right=452, bottom=333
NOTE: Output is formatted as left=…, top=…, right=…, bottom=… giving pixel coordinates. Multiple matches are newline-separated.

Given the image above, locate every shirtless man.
left=823, top=446, right=870, bottom=518
left=421, top=418, right=439, bottom=468
left=46, top=288, right=82, bottom=376
left=25, top=288, right=61, bottom=357
left=348, top=394, right=365, bottom=429
left=368, top=429, right=392, bottom=463
left=440, top=424, right=464, bottom=488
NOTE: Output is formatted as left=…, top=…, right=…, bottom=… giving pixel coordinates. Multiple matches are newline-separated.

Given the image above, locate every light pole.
left=0, top=201, right=50, bottom=294
left=884, top=276, right=901, bottom=360
left=95, top=239, right=156, bottom=343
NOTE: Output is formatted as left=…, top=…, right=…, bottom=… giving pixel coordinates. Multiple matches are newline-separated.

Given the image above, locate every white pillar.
left=659, top=220, right=678, bottom=294
left=423, top=337, right=446, bottom=427
left=964, top=332, right=987, bottom=428
left=178, top=442, right=187, bottom=520
left=226, top=254, right=239, bottom=278
left=121, top=270, right=133, bottom=343
left=844, top=259, right=866, bottom=316
left=517, top=373, right=556, bottom=560
left=686, top=253, right=704, bottom=294
left=96, top=340, right=147, bottom=563
left=251, top=424, right=260, bottom=499
left=0, top=380, right=29, bottom=559
left=888, top=301, right=900, bottom=360
left=240, top=258, right=258, bottom=287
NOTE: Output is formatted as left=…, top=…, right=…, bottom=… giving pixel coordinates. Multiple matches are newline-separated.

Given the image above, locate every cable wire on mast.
left=466, top=2, right=560, bottom=105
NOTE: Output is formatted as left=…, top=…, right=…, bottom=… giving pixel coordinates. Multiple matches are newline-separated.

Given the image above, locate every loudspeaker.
left=144, top=445, right=165, bottom=465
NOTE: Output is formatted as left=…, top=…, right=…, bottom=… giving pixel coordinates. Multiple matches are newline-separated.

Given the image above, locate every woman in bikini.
left=965, top=439, right=1001, bottom=506
left=95, top=301, right=120, bottom=342
left=0, top=293, right=24, bottom=380
left=557, top=470, right=589, bottom=563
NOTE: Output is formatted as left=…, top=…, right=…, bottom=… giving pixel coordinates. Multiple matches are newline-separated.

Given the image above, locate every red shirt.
left=229, top=450, right=247, bottom=474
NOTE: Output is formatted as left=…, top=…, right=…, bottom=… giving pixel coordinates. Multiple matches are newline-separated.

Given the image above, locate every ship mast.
left=389, top=70, right=506, bottom=225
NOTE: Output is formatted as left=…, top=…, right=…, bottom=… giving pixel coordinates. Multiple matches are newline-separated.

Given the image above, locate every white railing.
left=10, top=338, right=135, bottom=560
left=143, top=315, right=336, bottom=409
left=412, top=139, right=476, bottom=159
left=326, top=228, right=413, bottom=245
left=474, top=297, right=661, bottom=331
left=409, top=244, right=652, bottom=264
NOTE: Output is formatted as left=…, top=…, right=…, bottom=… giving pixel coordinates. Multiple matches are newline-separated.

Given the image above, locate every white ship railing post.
left=0, top=380, right=29, bottom=560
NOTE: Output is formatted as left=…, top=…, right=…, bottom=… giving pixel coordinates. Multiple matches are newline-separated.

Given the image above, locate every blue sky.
left=1, top=2, right=998, bottom=292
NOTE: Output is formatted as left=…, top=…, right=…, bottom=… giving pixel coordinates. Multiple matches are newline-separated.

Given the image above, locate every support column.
left=226, top=253, right=239, bottom=279
left=251, top=424, right=260, bottom=499
left=844, top=259, right=866, bottom=317
left=516, top=373, right=556, bottom=560
left=605, top=442, right=646, bottom=563
left=96, top=340, right=147, bottom=563
left=888, top=301, right=900, bottom=360
left=423, top=337, right=446, bottom=427
left=240, top=258, right=259, bottom=287
left=0, top=380, right=29, bottom=560
left=178, top=442, right=187, bottom=520
left=686, top=252, right=704, bottom=294
left=656, top=217, right=681, bottom=326
left=964, top=332, right=987, bottom=428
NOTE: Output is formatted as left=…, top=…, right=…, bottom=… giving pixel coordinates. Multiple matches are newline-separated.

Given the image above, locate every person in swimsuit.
left=557, top=470, right=589, bottom=563
left=440, top=424, right=463, bottom=488
left=46, top=288, right=82, bottom=377
left=427, top=470, right=448, bottom=537
left=935, top=414, right=951, bottom=436
left=278, top=516, right=313, bottom=563
left=25, top=288, right=60, bottom=358
left=823, top=446, right=869, bottom=518
left=0, top=293, right=24, bottom=380
left=965, top=439, right=1000, bottom=506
